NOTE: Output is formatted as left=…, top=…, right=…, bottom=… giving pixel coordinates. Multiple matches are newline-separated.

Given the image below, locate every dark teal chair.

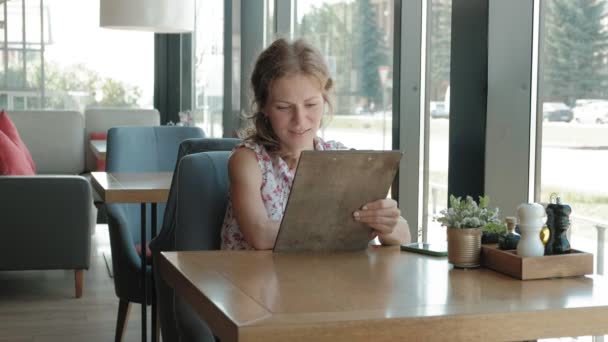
left=150, top=138, right=240, bottom=342
left=105, top=126, right=205, bottom=341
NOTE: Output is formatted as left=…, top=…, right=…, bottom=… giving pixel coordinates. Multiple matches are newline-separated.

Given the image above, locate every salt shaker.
left=516, top=203, right=545, bottom=257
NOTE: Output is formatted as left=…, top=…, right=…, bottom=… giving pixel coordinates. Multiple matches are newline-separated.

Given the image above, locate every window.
left=294, top=0, right=394, bottom=151
left=265, top=0, right=275, bottom=44
left=0, top=0, right=154, bottom=111
left=539, top=0, right=608, bottom=267
left=194, top=0, right=224, bottom=137
left=425, top=0, right=452, bottom=244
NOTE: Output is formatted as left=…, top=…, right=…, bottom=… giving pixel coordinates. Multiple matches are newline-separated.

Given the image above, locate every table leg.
left=151, top=203, right=158, bottom=342
left=141, top=203, right=147, bottom=342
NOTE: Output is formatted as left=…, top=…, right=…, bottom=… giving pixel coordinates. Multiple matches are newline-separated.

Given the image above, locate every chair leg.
left=115, top=300, right=131, bottom=342
left=155, top=308, right=161, bottom=340
left=74, top=270, right=84, bottom=298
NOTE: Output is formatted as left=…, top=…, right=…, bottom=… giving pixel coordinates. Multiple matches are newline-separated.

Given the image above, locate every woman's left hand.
left=353, top=199, right=401, bottom=236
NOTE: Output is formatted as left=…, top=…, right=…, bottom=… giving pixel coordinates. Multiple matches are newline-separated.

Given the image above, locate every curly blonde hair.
left=240, top=38, right=334, bottom=154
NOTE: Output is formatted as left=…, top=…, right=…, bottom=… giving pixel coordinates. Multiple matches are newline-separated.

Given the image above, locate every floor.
left=0, top=225, right=151, bottom=342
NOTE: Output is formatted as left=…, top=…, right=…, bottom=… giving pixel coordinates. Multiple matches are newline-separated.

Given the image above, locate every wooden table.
left=89, top=139, right=107, bottom=161
left=91, top=171, right=172, bottom=342
left=161, top=247, right=608, bottom=342
left=91, top=172, right=172, bottom=203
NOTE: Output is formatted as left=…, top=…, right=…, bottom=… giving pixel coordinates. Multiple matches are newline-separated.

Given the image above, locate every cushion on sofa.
left=0, top=130, right=35, bottom=175
left=0, top=110, right=36, bottom=172
left=89, top=132, right=107, bottom=171
left=89, top=132, right=107, bottom=141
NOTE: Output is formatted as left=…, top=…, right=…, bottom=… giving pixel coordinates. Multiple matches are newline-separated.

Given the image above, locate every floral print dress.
left=220, top=137, right=347, bottom=250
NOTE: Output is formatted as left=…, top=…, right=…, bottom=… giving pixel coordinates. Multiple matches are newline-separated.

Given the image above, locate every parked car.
left=572, top=100, right=608, bottom=124
left=542, top=102, right=573, bottom=122
left=430, top=101, right=449, bottom=119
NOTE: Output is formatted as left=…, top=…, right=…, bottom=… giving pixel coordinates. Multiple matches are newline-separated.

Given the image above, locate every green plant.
left=483, top=221, right=506, bottom=234
left=436, top=195, right=501, bottom=229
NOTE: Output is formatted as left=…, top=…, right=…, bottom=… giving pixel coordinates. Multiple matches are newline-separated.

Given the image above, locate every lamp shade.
left=100, top=0, right=194, bottom=33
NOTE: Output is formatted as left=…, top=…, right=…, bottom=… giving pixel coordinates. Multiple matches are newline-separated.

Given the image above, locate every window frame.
left=485, top=0, right=538, bottom=212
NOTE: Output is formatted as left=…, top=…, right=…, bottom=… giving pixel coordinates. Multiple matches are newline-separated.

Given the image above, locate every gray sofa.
left=6, top=108, right=160, bottom=174
left=0, top=109, right=159, bottom=298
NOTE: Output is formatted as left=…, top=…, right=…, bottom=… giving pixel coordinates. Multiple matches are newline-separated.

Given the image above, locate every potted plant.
left=437, top=195, right=501, bottom=268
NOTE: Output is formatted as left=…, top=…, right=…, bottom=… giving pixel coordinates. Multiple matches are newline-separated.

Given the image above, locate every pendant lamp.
left=100, top=0, right=194, bottom=33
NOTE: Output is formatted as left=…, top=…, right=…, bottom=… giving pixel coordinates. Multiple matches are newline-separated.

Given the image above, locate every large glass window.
left=265, top=0, right=275, bottom=44
left=0, top=0, right=154, bottom=111
left=425, top=0, right=452, bottom=244
left=194, top=0, right=224, bottom=137
left=539, top=0, right=608, bottom=268
left=294, top=0, right=394, bottom=150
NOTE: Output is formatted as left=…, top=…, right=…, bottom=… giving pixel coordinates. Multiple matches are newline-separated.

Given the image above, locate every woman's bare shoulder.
left=229, top=146, right=261, bottom=181
left=230, top=146, right=258, bottom=165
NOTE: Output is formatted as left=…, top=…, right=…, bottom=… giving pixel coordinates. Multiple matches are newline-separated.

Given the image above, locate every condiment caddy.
left=481, top=196, right=593, bottom=280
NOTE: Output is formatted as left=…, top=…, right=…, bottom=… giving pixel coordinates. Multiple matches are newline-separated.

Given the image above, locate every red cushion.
left=96, top=159, right=106, bottom=171
left=89, top=132, right=107, bottom=141
left=0, top=111, right=36, bottom=173
left=0, top=130, right=35, bottom=175
left=89, top=132, right=107, bottom=171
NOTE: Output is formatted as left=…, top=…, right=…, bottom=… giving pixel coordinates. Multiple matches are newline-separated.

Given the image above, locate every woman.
left=221, top=38, right=411, bottom=250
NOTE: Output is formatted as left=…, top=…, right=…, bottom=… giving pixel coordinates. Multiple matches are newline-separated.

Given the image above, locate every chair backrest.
left=150, top=138, right=239, bottom=342
left=106, top=126, right=203, bottom=173
left=105, top=126, right=205, bottom=244
left=84, top=108, right=160, bottom=171
left=173, top=151, right=234, bottom=342
left=174, top=151, right=232, bottom=250
left=151, top=137, right=241, bottom=253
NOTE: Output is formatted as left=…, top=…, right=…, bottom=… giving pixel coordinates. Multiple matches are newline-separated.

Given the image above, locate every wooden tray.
left=481, top=244, right=593, bottom=280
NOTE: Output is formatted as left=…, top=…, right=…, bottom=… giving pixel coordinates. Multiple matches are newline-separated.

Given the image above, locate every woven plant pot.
left=447, top=227, right=483, bottom=268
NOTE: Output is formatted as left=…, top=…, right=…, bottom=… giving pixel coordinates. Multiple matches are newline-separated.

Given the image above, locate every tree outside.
left=41, top=62, right=141, bottom=109
left=542, top=0, right=608, bottom=105
left=354, top=0, right=389, bottom=112
left=429, top=0, right=451, bottom=102
left=98, top=78, right=142, bottom=108
left=298, top=0, right=391, bottom=114
left=0, top=61, right=142, bottom=111
left=299, top=2, right=356, bottom=115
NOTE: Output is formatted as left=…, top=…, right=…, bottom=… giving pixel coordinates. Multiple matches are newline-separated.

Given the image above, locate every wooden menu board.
left=273, top=150, right=402, bottom=253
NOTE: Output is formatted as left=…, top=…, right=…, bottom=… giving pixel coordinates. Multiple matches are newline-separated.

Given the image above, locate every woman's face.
left=263, top=73, right=324, bottom=154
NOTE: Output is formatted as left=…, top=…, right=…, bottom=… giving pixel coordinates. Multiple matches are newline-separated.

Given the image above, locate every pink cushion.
left=0, top=110, right=36, bottom=173
left=0, top=130, right=35, bottom=175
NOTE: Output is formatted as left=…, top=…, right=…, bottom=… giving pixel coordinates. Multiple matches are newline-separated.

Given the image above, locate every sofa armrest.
left=0, top=176, right=95, bottom=270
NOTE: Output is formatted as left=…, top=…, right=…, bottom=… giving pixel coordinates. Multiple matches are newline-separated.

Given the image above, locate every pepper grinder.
left=544, top=204, right=556, bottom=255
left=516, top=203, right=545, bottom=257
left=546, top=196, right=572, bottom=254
